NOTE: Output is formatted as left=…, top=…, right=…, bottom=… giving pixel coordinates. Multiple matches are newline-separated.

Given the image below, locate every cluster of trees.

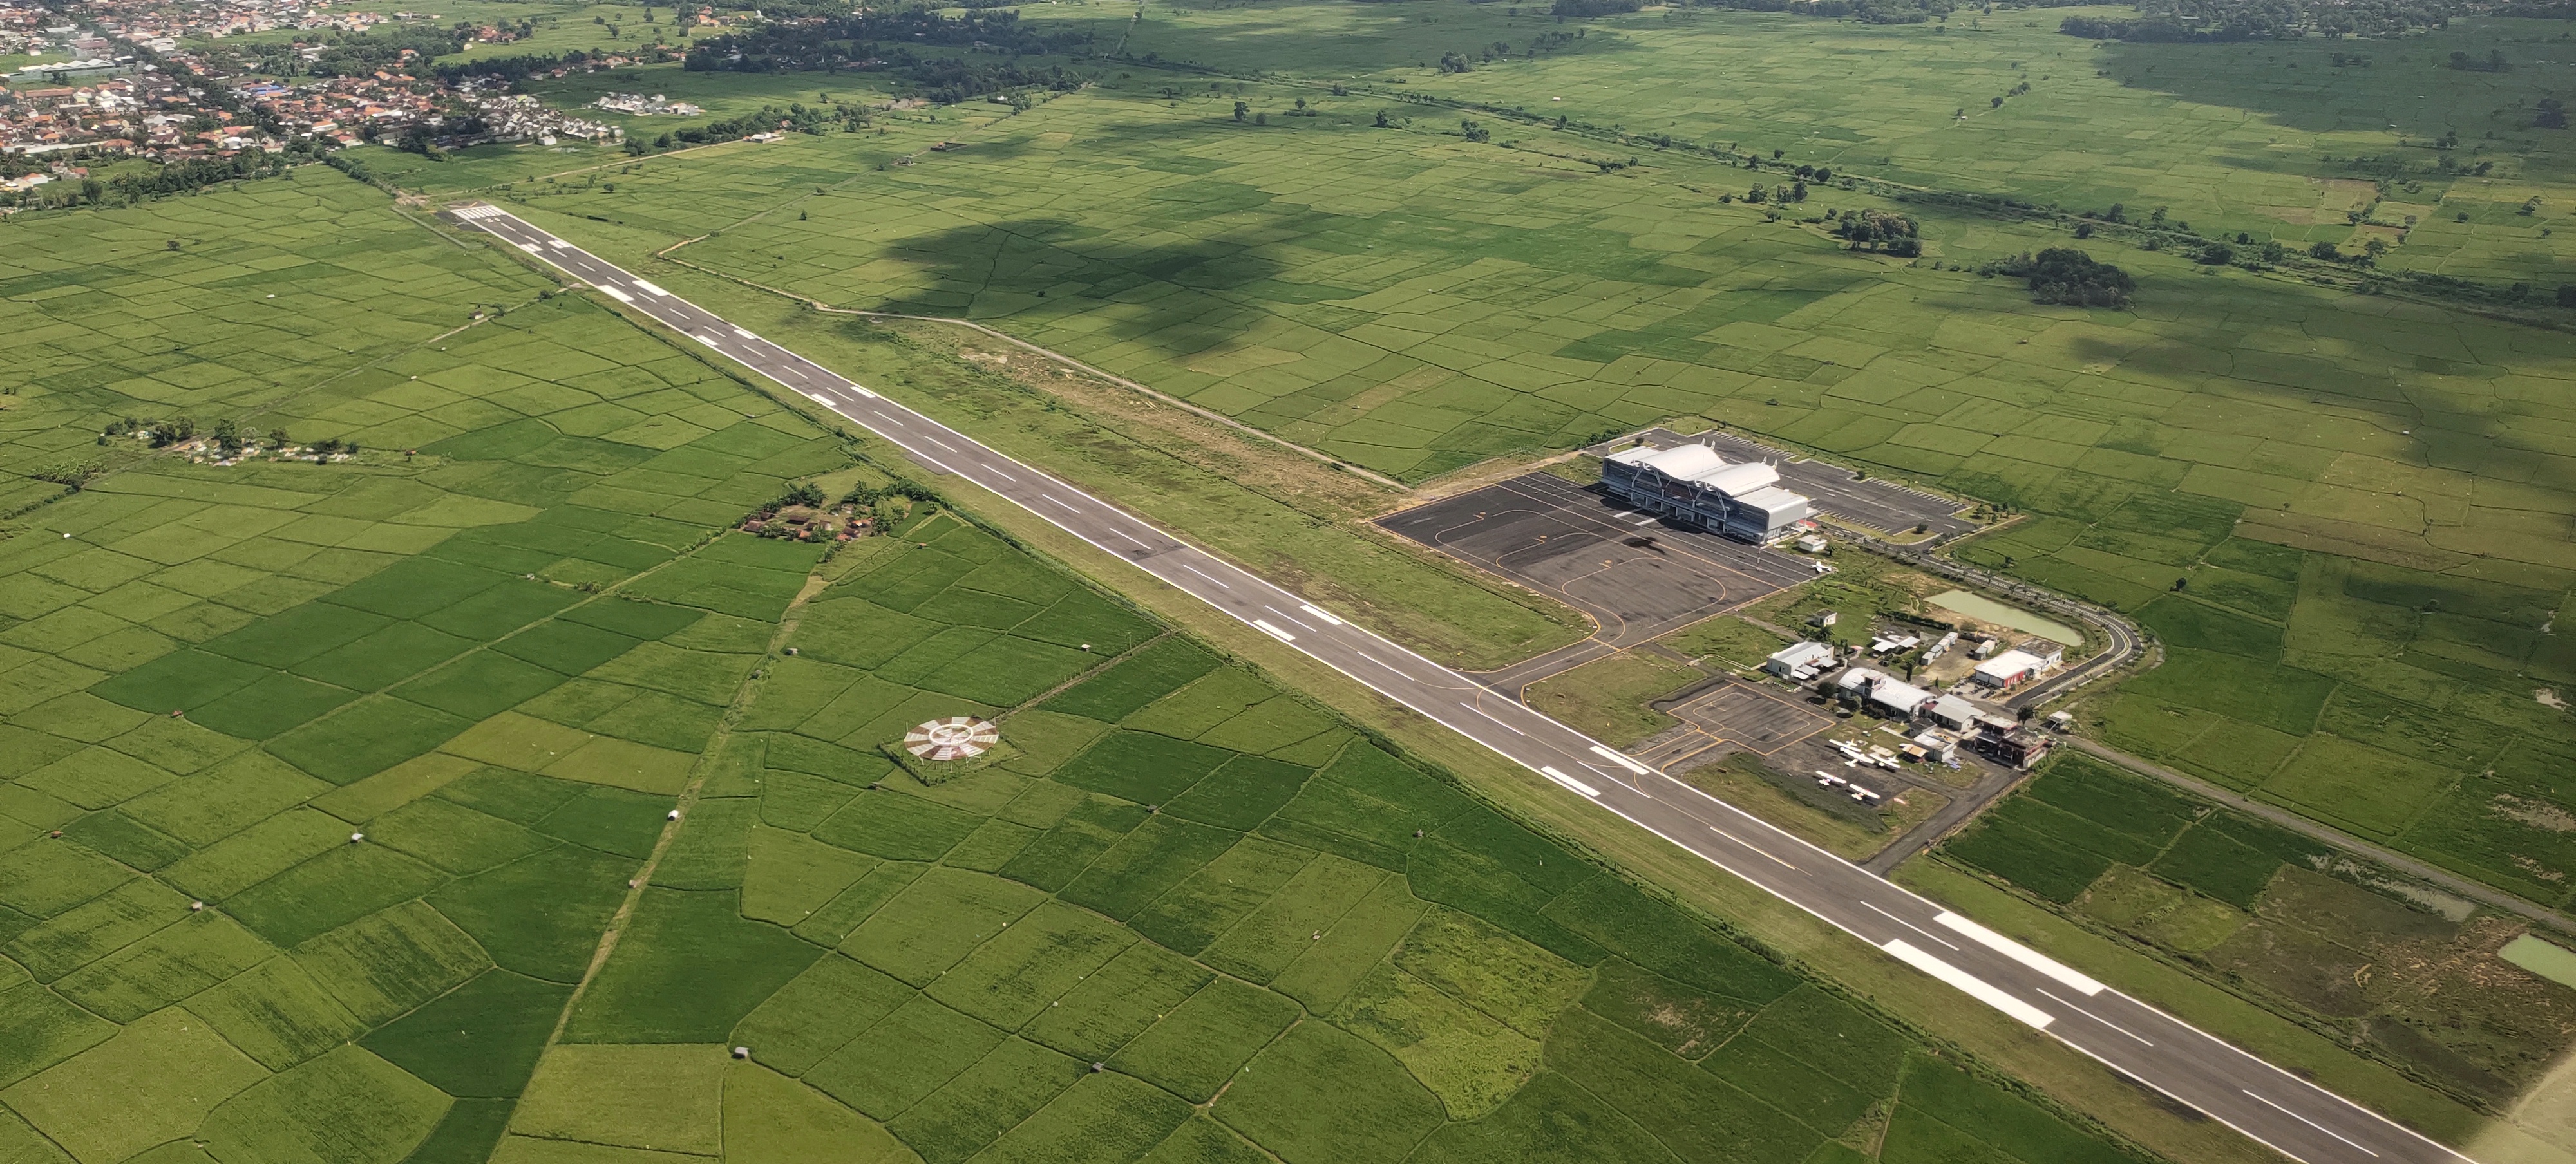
left=216, top=23, right=473, bottom=77
left=2060, top=0, right=2458, bottom=41
left=682, top=7, right=1092, bottom=76
left=1439, top=32, right=1582, bottom=69
left=1692, top=0, right=1958, bottom=25
left=680, top=9, right=1091, bottom=102
left=2306, top=237, right=2391, bottom=263
left=428, top=48, right=615, bottom=86
left=2193, top=238, right=2290, bottom=265
left=1990, top=249, right=2136, bottom=307
left=1833, top=209, right=1922, bottom=256
left=2540, top=98, right=2568, bottom=129
left=620, top=101, right=850, bottom=154
left=1551, top=0, right=1645, bottom=16
left=1437, top=42, right=1515, bottom=71
left=95, top=416, right=344, bottom=453
left=2447, top=48, right=2510, bottom=71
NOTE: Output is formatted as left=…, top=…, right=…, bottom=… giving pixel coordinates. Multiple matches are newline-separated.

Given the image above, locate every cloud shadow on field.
left=860, top=216, right=1300, bottom=324
left=2092, top=28, right=2555, bottom=143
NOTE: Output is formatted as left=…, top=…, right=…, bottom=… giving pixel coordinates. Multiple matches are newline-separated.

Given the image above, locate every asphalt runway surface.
left=1376, top=473, right=1817, bottom=649
left=448, top=203, right=2474, bottom=1164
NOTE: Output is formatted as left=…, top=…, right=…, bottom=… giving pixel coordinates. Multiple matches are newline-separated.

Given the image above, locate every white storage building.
left=1927, top=694, right=1979, bottom=731
left=1764, top=641, right=1836, bottom=680
left=1972, top=648, right=2053, bottom=689
left=1866, top=677, right=1934, bottom=720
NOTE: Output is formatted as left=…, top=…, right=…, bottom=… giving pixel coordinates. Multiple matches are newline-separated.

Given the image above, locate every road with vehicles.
left=447, top=202, right=2472, bottom=1164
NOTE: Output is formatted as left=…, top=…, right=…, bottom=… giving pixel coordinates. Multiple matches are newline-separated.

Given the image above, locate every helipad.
left=905, top=717, right=999, bottom=762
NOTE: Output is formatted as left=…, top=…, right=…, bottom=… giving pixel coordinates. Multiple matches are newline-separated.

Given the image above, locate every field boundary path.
left=2064, top=737, right=2576, bottom=935
left=446, top=202, right=2476, bottom=1164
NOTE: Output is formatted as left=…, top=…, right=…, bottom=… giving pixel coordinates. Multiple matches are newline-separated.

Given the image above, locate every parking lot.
left=1590, top=427, right=1976, bottom=538
left=1627, top=677, right=1837, bottom=769
left=1377, top=472, right=1818, bottom=650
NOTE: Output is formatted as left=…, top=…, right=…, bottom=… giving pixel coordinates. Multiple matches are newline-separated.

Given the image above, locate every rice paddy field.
left=0, top=167, right=2195, bottom=1164
left=1942, top=752, right=2576, bottom=1112
left=498, top=512, right=2170, bottom=1164
left=1026, top=0, right=2576, bottom=284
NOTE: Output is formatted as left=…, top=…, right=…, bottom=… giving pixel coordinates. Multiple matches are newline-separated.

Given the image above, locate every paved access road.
left=447, top=203, right=2470, bottom=1164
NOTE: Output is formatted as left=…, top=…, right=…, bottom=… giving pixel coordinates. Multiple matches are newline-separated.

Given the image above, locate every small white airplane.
left=1851, top=787, right=1883, bottom=803
left=1814, top=770, right=1846, bottom=787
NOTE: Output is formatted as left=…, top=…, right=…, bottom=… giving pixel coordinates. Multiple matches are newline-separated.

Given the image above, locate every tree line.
left=2058, top=0, right=2459, bottom=41
left=1, top=148, right=321, bottom=211
left=1551, top=0, right=1960, bottom=23
left=210, top=23, right=473, bottom=78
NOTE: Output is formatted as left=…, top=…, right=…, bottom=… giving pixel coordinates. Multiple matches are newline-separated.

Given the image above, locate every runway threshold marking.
left=1539, top=765, right=1599, bottom=796
left=1253, top=619, right=1296, bottom=643
left=1299, top=603, right=1343, bottom=626
left=1935, top=913, right=2105, bottom=995
left=1883, top=941, right=2053, bottom=1030
left=1590, top=745, right=1652, bottom=775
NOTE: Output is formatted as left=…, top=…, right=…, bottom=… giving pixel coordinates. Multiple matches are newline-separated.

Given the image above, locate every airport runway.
left=447, top=203, right=2471, bottom=1164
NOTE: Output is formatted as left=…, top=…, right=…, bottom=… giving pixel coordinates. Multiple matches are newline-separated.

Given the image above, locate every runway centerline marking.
left=1861, top=901, right=1959, bottom=951
left=1710, top=825, right=1794, bottom=868
left=1179, top=562, right=1231, bottom=589
left=2242, top=1091, right=2379, bottom=1158
left=1463, top=702, right=1529, bottom=737
left=2036, top=988, right=2154, bottom=1046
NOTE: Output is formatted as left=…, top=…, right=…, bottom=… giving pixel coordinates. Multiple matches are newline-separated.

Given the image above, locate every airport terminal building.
left=1601, top=444, right=1813, bottom=542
